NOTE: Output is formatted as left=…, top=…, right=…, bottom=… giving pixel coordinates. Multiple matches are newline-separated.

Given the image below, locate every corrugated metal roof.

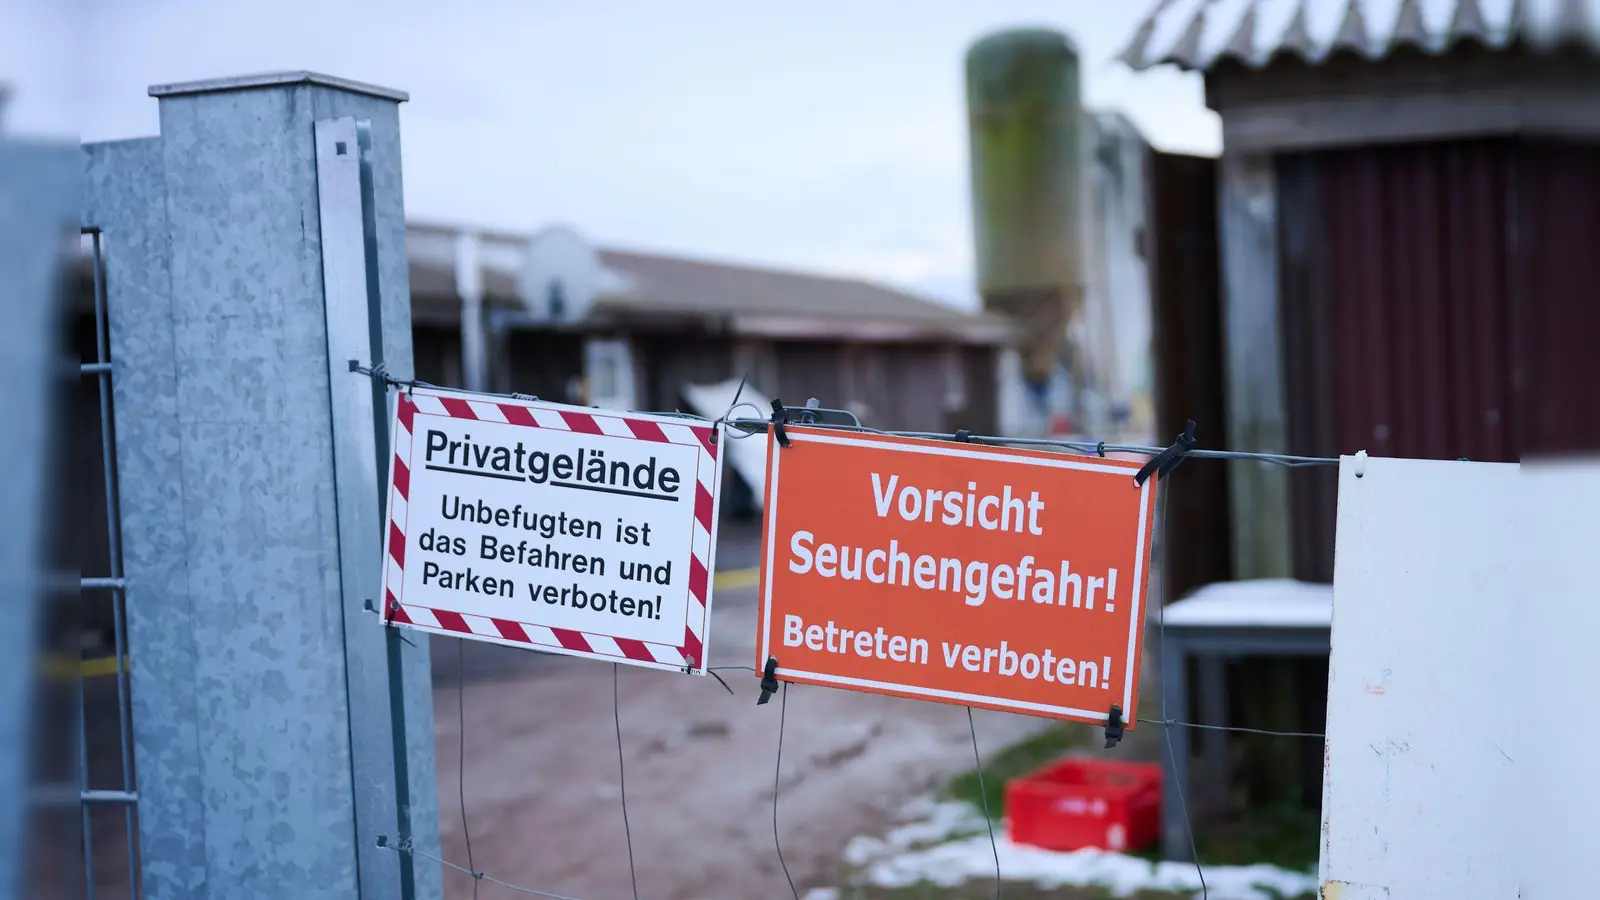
left=1118, top=0, right=1600, bottom=72
left=405, top=222, right=1014, bottom=344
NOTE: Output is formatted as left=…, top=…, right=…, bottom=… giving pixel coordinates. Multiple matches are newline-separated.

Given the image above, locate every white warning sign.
left=378, top=387, right=724, bottom=673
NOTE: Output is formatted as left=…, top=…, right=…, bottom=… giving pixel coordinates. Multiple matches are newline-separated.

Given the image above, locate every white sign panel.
left=379, top=387, right=723, bottom=673
left=1322, top=455, right=1520, bottom=898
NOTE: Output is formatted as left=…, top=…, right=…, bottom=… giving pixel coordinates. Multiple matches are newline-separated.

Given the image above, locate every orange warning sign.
left=755, top=427, right=1157, bottom=726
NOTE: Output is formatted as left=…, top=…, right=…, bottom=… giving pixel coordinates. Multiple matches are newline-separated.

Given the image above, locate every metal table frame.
left=1157, top=619, right=1331, bottom=862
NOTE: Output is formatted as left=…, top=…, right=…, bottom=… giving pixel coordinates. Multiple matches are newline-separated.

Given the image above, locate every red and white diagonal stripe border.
left=378, top=388, right=720, bottom=673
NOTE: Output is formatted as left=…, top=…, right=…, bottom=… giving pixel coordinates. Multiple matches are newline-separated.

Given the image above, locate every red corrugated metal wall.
left=1278, top=137, right=1600, bottom=581
left=1512, top=140, right=1600, bottom=455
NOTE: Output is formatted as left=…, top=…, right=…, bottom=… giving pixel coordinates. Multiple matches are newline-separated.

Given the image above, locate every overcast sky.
left=7, top=0, right=1214, bottom=307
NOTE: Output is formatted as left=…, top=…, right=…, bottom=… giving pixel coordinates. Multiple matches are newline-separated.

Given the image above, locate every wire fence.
left=359, top=367, right=1337, bottom=900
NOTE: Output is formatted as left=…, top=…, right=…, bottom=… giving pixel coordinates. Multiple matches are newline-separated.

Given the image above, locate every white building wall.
left=995, top=109, right=1155, bottom=441
left=1081, top=111, right=1154, bottom=442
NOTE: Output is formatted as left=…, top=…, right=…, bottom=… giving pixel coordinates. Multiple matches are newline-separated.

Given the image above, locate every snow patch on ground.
left=842, top=797, right=992, bottom=866
left=834, top=798, right=1319, bottom=900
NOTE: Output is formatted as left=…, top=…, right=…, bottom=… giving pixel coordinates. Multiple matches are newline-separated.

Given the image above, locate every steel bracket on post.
left=315, top=116, right=417, bottom=900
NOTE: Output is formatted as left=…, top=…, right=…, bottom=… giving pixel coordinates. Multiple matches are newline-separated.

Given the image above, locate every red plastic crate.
left=1004, top=758, right=1162, bottom=853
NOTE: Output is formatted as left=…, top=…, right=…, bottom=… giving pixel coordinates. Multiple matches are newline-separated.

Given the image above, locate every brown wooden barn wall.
left=1146, top=150, right=1234, bottom=606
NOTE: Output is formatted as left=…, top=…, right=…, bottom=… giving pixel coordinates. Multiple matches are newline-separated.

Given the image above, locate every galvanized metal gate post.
left=1, top=137, right=79, bottom=900
left=81, top=72, right=441, bottom=899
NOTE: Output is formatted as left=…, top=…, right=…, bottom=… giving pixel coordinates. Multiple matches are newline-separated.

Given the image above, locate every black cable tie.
left=770, top=399, right=792, bottom=448
left=383, top=598, right=417, bottom=646
left=349, top=359, right=412, bottom=389
left=1104, top=703, right=1126, bottom=749
left=953, top=429, right=971, bottom=443
left=708, top=669, right=735, bottom=695
left=757, top=656, right=780, bottom=705
left=1134, top=418, right=1197, bottom=487
left=1096, top=440, right=1106, bottom=458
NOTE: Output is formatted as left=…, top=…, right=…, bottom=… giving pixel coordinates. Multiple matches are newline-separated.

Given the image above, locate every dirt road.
left=431, top=526, right=1053, bottom=899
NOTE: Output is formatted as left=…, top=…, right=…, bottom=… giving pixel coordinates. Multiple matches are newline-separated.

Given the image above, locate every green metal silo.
left=966, top=28, right=1085, bottom=387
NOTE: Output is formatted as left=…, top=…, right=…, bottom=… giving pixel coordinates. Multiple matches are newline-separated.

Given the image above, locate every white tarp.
left=682, top=377, right=771, bottom=509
